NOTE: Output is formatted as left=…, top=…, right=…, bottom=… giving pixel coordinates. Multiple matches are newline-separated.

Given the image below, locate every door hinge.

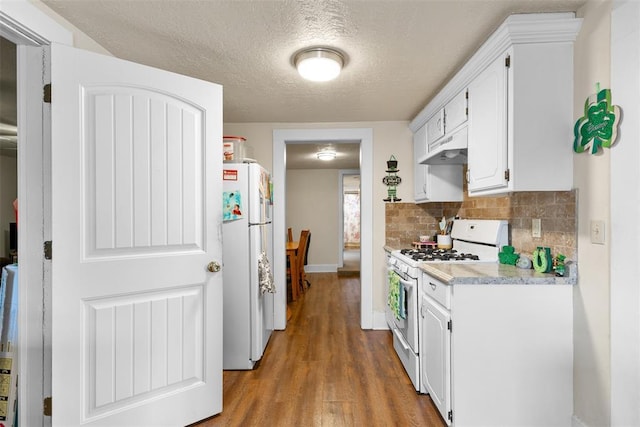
left=505, top=55, right=511, bottom=68
left=465, top=89, right=468, bottom=99
left=43, top=396, right=52, bottom=416
left=43, top=84, right=52, bottom=103
left=44, top=240, right=52, bottom=260
left=448, top=410, right=453, bottom=422
left=447, top=320, right=452, bottom=331
left=504, top=169, right=511, bottom=181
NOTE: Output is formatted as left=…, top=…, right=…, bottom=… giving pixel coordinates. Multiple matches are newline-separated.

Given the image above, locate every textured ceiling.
left=41, top=0, right=586, bottom=124
left=5, top=0, right=587, bottom=167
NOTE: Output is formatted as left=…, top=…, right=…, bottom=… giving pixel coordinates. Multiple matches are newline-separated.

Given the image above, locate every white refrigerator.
left=222, top=162, right=275, bottom=370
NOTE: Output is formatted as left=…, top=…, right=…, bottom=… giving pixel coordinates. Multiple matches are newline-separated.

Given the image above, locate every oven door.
left=386, top=266, right=418, bottom=353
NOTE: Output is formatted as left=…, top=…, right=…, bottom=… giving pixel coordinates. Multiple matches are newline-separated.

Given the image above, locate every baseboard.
left=572, top=415, right=588, bottom=427
left=305, top=264, right=337, bottom=273
left=372, top=310, right=389, bottom=330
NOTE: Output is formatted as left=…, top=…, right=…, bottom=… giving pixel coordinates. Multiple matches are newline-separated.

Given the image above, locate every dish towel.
left=258, top=251, right=275, bottom=294
left=387, top=271, right=407, bottom=320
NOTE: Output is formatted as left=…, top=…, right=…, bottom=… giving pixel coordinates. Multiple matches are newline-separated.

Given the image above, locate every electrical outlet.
left=532, top=218, right=541, bottom=238
left=591, top=220, right=605, bottom=244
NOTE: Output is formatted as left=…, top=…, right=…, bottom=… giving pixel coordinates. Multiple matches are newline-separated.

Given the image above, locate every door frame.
left=611, top=1, right=640, bottom=423
left=273, top=128, right=373, bottom=330
left=1, top=2, right=72, bottom=425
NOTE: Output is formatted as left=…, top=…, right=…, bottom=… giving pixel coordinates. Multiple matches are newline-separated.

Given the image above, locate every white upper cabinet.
left=414, top=125, right=429, bottom=201
left=410, top=13, right=582, bottom=196
left=443, top=90, right=468, bottom=134
left=426, top=109, right=445, bottom=145
left=414, top=125, right=463, bottom=203
left=467, top=53, right=508, bottom=193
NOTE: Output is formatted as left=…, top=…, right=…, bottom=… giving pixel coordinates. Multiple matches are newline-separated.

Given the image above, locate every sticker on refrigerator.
left=223, top=191, right=243, bottom=221
left=223, top=169, right=238, bottom=181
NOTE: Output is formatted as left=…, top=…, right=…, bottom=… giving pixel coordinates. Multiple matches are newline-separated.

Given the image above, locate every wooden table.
left=286, top=241, right=300, bottom=301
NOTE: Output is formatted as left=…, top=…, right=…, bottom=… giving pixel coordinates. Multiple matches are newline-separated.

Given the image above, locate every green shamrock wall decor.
left=573, top=86, right=621, bottom=154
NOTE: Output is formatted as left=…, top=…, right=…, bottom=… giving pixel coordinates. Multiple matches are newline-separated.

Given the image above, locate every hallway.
left=196, top=273, right=444, bottom=426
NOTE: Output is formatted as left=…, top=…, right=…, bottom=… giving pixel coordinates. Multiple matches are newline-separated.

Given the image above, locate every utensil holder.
left=437, top=234, right=452, bottom=249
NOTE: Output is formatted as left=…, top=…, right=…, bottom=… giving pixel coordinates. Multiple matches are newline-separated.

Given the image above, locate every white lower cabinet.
left=420, top=273, right=573, bottom=426
left=420, top=292, right=452, bottom=425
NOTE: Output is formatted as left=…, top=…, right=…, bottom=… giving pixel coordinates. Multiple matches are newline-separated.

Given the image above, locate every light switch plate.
left=532, top=218, right=541, bottom=238
left=590, top=220, right=605, bottom=244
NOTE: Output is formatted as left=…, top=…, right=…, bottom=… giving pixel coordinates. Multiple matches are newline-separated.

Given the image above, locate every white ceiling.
left=6, top=0, right=588, bottom=166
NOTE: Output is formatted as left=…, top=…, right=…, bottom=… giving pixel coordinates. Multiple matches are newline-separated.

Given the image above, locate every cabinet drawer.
left=422, top=274, right=451, bottom=309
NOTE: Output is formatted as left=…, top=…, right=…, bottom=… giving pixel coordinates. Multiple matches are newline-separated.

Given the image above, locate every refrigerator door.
left=249, top=221, right=274, bottom=360
left=248, top=163, right=272, bottom=224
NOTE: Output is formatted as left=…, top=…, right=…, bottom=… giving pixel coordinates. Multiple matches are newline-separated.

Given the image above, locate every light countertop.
left=419, top=262, right=577, bottom=285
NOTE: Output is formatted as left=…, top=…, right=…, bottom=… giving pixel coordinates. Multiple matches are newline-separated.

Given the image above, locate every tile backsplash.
left=385, top=189, right=577, bottom=261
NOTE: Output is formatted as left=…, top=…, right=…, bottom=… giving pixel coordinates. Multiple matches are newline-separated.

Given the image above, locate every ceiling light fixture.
left=294, top=47, right=344, bottom=82
left=317, top=150, right=337, bottom=161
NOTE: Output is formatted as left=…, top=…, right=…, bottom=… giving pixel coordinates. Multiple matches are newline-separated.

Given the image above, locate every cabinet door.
left=426, top=109, right=445, bottom=146
left=467, top=52, right=509, bottom=193
left=421, top=293, right=452, bottom=425
left=445, top=89, right=468, bottom=132
left=413, top=125, right=428, bottom=202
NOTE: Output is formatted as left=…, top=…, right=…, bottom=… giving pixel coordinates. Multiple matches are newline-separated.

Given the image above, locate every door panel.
left=50, top=43, right=223, bottom=426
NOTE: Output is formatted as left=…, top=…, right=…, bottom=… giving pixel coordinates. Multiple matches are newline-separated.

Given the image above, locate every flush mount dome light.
left=317, top=150, right=336, bottom=161
left=294, top=47, right=344, bottom=82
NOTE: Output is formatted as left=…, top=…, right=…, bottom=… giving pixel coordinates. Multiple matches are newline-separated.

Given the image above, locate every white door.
left=50, top=43, right=223, bottom=426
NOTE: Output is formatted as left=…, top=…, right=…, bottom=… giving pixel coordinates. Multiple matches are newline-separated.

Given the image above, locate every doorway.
left=338, top=170, right=360, bottom=277
left=2, top=3, right=73, bottom=425
left=273, top=128, right=373, bottom=330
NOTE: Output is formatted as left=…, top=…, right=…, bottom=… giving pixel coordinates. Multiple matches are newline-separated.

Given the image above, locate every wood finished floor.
left=195, top=272, right=445, bottom=427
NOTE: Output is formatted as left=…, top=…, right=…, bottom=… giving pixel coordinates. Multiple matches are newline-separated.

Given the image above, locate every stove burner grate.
left=399, top=247, right=480, bottom=262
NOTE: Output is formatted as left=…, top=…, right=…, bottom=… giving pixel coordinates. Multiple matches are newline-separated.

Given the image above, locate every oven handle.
left=392, top=327, right=411, bottom=351
left=387, top=266, right=417, bottom=290
left=387, top=267, right=416, bottom=290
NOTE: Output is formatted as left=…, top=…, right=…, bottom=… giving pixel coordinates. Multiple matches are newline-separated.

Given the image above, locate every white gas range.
left=385, top=219, right=508, bottom=392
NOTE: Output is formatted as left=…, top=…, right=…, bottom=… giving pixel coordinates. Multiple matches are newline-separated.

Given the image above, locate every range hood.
left=419, top=126, right=467, bottom=165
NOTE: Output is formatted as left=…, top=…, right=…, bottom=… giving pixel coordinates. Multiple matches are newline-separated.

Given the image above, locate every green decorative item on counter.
left=532, top=247, right=553, bottom=273
left=573, top=84, right=621, bottom=155
left=553, top=254, right=566, bottom=277
left=498, top=245, right=519, bottom=265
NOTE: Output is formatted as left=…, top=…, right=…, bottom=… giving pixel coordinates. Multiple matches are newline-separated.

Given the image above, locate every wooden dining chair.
left=287, top=227, right=293, bottom=242
left=287, top=229, right=309, bottom=298
left=295, top=229, right=310, bottom=296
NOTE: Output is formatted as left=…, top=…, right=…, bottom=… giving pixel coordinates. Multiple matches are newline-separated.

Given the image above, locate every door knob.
left=207, top=261, right=221, bottom=272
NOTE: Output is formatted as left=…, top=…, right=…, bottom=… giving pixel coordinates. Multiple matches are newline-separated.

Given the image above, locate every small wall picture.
left=223, top=191, right=243, bottom=221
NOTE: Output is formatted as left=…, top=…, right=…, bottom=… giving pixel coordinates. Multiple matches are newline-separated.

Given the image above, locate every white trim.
left=273, top=128, right=373, bottom=330
left=2, top=2, right=72, bottom=426
left=305, top=264, right=337, bottom=273
left=372, top=310, right=389, bottom=330
left=611, top=1, right=640, bottom=425
left=0, top=0, right=72, bottom=46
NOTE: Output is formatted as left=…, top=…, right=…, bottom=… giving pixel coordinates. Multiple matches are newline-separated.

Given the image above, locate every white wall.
left=286, top=169, right=338, bottom=270
left=573, top=1, right=612, bottom=426
left=0, top=155, right=17, bottom=257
